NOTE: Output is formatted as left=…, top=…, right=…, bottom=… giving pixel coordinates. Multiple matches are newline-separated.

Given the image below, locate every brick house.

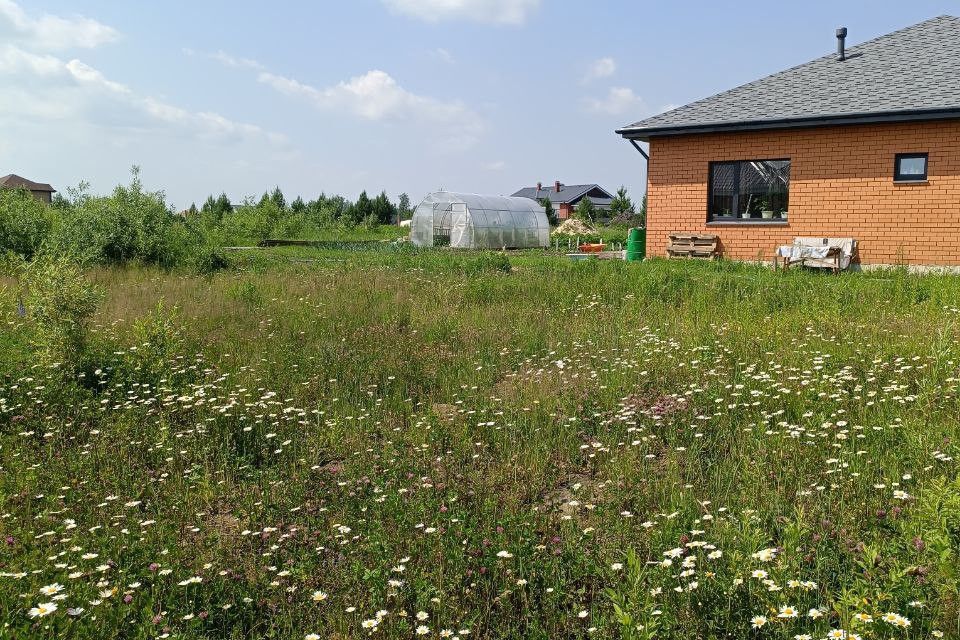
left=0, top=174, right=56, bottom=204
left=617, top=16, right=960, bottom=267
left=512, top=182, right=614, bottom=221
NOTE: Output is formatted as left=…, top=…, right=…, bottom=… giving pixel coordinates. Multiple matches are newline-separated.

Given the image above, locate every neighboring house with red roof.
left=512, top=181, right=614, bottom=221
left=0, top=174, right=56, bottom=204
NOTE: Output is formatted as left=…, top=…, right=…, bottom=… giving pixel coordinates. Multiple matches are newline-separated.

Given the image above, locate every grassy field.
left=2, top=248, right=960, bottom=639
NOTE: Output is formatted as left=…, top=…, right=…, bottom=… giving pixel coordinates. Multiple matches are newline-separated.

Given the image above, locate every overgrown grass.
left=1, top=253, right=959, bottom=639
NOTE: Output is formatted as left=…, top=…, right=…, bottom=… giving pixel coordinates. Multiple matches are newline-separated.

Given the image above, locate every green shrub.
left=190, top=242, right=233, bottom=274
left=461, top=251, right=512, bottom=275
left=123, top=302, right=185, bottom=384
left=46, top=168, right=198, bottom=267
left=15, top=255, right=102, bottom=372
left=0, top=188, right=51, bottom=258
left=5, top=168, right=405, bottom=270
left=231, top=280, right=264, bottom=308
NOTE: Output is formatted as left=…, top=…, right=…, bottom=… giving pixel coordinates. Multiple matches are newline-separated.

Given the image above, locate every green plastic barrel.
left=626, top=228, right=646, bottom=261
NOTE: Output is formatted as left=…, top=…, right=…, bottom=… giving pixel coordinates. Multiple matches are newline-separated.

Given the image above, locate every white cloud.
left=184, top=48, right=265, bottom=71
left=259, top=69, right=454, bottom=121
left=583, top=57, right=616, bottom=83
left=258, top=68, right=485, bottom=146
left=193, top=45, right=485, bottom=148
left=65, top=59, right=132, bottom=96
left=0, top=0, right=119, bottom=51
left=482, top=160, right=506, bottom=171
left=429, top=47, right=456, bottom=65
left=583, top=87, right=646, bottom=116
left=141, top=98, right=285, bottom=144
left=0, top=44, right=63, bottom=75
left=213, top=50, right=265, bottom=70
left=0, top=44, right=283, bottom=145
left=381, top=0, right=540, bottom=25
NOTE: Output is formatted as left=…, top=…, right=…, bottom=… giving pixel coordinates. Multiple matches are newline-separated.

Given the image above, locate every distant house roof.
left=618, top=16, right=960, bottom=140
left=512, top=183, right=614, bottom=205
left=0, top=174, right=55, bottom=192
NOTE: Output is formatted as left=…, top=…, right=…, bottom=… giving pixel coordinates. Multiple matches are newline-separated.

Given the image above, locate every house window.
left=894, top=153, right=928, bottom=182
left=708, top=159, right=790, bottom=222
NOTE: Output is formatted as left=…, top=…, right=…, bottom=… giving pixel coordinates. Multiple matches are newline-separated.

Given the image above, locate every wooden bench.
left=667, top=233, right=719, bottom=259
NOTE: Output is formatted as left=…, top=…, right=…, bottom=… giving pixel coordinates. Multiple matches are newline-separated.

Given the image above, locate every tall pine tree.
left=270, top=186, right=286, bottom=210
left=609, top=186, right=634, bottom=215
left=398, top=193, right=412, bottom=220
left=371, top=191, right=398, bottom=225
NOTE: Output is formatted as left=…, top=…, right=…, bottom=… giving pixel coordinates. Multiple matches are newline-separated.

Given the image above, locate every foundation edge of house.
left=706, top=256, right=960, bottom=275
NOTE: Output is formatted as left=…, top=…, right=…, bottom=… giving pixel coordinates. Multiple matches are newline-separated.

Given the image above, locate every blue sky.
left=1, top=0, right=958, bottom=209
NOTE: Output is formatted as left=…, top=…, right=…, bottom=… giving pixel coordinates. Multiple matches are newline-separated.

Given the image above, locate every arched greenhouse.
left=410, top=192, right=550, bottom=249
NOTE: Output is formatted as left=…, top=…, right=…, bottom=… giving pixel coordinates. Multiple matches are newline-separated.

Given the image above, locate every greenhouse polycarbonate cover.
left=410, top=192, right=550, bottom=249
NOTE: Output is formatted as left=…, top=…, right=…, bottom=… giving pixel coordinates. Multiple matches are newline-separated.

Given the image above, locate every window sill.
left=706, top=220, right=789, bottom=226
left=893, top=179, right=928, bottom=185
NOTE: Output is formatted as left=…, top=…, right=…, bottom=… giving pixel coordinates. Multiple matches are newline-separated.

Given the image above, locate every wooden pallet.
left=667, top=233, right=719, bottom=259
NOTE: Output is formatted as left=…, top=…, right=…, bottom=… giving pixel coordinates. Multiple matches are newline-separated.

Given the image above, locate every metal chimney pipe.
left=836, top=27, right=848, bottom=61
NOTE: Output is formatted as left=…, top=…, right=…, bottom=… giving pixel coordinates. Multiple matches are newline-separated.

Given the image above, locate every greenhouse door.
left=449, top=203, right=471, bottom=248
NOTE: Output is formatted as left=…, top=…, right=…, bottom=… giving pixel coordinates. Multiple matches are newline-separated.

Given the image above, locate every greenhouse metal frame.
left=410, top=192, right=550, bottom=249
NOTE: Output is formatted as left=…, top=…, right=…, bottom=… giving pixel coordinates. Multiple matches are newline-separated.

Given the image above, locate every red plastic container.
left=579, top=243, right=605, bottom=253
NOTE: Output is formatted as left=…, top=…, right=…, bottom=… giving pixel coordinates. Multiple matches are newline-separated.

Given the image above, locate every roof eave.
left=616, top=108, right=960, bottom=141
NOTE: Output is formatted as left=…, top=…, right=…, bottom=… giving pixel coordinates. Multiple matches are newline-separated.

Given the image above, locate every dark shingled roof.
left=0, top=174, right=55, bottom=192
left=618, top=16, right=960, bottom=140
left=511, top=183, right=614, bottom=205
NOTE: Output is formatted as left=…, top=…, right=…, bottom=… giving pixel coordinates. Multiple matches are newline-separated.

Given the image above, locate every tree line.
left=189, top=187, right=413, bottom=230
left=0, top=166, right=414, bottom=272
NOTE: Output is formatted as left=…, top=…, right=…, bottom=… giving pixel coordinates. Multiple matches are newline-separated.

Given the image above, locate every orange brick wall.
left=647, top=120, right=960, bottom=265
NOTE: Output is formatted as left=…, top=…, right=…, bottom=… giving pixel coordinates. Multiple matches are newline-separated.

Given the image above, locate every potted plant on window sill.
left=759, top=199, right=774, bottom=219
left=777, top=209, right=787, bottom=219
